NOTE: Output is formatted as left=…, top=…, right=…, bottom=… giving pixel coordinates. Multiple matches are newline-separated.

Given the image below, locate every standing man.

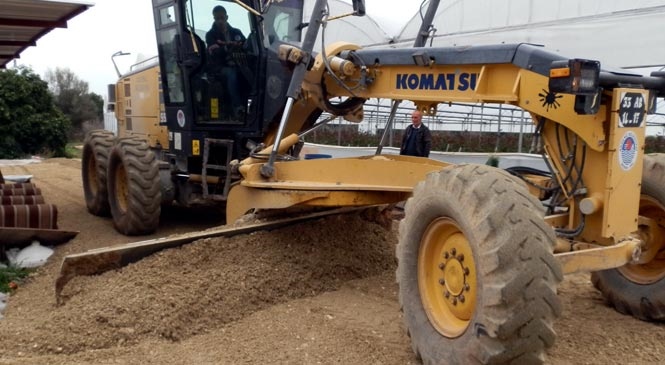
left=400, top=110, right=432, bottom=157
left=206, top=5, right=246, bottom=119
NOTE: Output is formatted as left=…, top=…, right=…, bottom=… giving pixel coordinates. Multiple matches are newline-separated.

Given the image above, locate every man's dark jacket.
left=400, top=124, right=432, bottom=157
left=205, top=23, right=246, bottom=68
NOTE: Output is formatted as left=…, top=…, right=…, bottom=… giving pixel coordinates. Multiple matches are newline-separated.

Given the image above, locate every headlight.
left=549, top=59, right=600, bottom=95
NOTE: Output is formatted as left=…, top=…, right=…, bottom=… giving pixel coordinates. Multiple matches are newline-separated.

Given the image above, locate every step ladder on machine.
left=201, top=138, right=234, bottom=201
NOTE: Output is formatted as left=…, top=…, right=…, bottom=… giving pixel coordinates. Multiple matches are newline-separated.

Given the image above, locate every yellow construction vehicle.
left=67, top=0, right=665, bottom=363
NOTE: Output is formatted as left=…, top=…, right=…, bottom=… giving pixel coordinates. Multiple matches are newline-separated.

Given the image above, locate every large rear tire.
left=397, top=164, right=562, bottom=364
left=592, top=153, right=665, bottom=320
left=82, top=130, right=115, bottom=216
left=107, top=137, right=161, bottom=235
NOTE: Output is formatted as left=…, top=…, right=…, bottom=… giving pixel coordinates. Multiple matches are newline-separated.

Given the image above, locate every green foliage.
left=645, top=136, right=665, bottom=154
left=486, top=155, right=500, bottom=167
left=0, top=67, right=70, bottom=158
left=0, top=265, right=30, bottom=293
left=65, top=142, right=83, bottom=159
left=88, top=92, right=104, bottom=121
left=46, top=67, right=103, bottom=139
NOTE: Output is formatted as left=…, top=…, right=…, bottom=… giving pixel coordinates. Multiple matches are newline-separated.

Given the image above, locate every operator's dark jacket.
left=205, top=23, right=246, bottom=68
left=400, top=124, right=432, bottom=157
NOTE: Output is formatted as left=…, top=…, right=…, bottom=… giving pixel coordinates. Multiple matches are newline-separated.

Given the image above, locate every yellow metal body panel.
left=115, top=65, right=168, bottom=148
left=319, top=60, right=607, bottom=151
left=602, top=89, right=647, bottom=238
left=571, top=147, right=610, bottom=244
left=516, top=71, right=607, bottom=152
left=226, top=185, right=408, bottom=222
left=526, top=89, right=647, bottom=242
left=239, top=155, right=449, bottom=190
left=327, top=64, right=500, bottom=104
left=229, top=155, right=448, bottom=221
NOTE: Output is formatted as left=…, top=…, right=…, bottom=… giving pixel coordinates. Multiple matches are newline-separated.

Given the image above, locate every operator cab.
left=151, top=0, right=305, bottom=168
left=155, top=0, right=261, bottom=125
left=153, top=0, right=305, bottom=125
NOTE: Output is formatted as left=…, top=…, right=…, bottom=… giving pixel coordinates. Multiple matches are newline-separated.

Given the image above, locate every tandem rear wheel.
left=107, top=137, right=162, bottom=235
left=82, top=130, right=115, bottom=216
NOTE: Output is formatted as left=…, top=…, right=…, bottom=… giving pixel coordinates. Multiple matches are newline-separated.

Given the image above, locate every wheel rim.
left=115, top=163, right=129, bottom=213
left=418, top=217, right=477, bottom=338
left=87, top=153, right=98, bottom=195
left=619, top=195, right=665, bottom=284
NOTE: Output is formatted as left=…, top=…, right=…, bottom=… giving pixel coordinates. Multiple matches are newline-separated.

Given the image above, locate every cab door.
left=153, top=0, right=191, bottom=136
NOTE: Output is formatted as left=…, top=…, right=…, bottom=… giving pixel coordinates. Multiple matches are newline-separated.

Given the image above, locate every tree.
left=89, top=92, right=104, bottom=121
left=45, top=67, right=103, bottom=138
left=0, top=67, right=70, bottom=158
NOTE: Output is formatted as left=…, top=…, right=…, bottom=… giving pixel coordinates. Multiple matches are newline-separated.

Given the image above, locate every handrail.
left=129, top=56, right=159, bottom=72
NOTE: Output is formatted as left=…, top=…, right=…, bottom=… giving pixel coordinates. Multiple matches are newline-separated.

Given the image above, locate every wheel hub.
left=441, top=247, right=472, bottom=311
left=443, top=258, right=465, bottom=296
left=619, top=195, right=665, bottom=284
left=418, top=218, right=477, bottom=338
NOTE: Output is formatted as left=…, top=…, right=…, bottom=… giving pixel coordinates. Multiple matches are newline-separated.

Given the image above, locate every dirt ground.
left=1, top=158, right=664, bottom=365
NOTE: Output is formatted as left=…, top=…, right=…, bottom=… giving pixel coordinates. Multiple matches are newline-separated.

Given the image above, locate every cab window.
left=264, top=0, right=303, bottom=45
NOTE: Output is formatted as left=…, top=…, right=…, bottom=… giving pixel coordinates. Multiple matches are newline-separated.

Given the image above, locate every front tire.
left=397, top=164, right=562, bottom=364
left=592, top=153, right=665, bottom=320
left=107, top=137, right=161, bottom=235
left=82, top=130, right=115, bottom=216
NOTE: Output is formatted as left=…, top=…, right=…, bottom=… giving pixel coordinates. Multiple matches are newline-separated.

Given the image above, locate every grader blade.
left=55, top=207, right=365, bottom=304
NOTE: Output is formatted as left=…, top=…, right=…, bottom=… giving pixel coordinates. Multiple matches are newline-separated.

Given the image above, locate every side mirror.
left=352, top=0, right=365, bottom=16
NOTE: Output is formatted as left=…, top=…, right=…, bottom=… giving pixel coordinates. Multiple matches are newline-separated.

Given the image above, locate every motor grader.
left=66, top=0, right=665, bottom=363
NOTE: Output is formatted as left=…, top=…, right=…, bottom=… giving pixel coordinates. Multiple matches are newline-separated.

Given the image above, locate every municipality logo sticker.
left=618, top=131, right=638, bottom=171
left=177, top=109, right=186, bottom=128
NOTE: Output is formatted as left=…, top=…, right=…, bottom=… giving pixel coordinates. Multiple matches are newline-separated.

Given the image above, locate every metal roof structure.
left=0, top=0, right=92, bottom=68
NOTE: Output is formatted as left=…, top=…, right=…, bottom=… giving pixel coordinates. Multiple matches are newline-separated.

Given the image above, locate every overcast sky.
left=13, top=0, right=423, bottom=98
